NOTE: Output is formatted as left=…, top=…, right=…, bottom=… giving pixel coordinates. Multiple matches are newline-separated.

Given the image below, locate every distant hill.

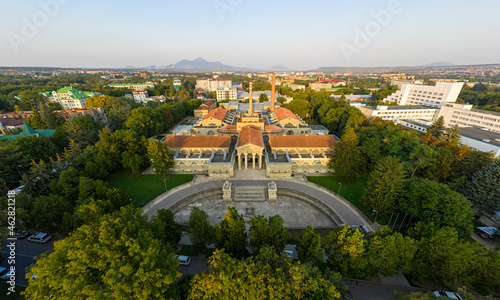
left=163, top=57, right=253, bottom=71
left=422, top=62, right=455, bottom=67
left=268, top=64, right=290, bottom=71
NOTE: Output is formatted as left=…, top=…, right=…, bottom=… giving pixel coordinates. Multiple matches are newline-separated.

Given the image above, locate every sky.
left=0, top=0, right=499, bottom=70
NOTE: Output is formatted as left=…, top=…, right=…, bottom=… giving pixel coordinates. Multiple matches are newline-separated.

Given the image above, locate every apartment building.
left=382, top=82, right=464, bottom=108
left=216, top=87, right=238, bottom=101
left=437, top=103, right=500, bottom=133
left=133, top=90, right=149, bottom=103
left=360, top=105, right=438, bottom=122
left=196, top=78, right=232, bottom=92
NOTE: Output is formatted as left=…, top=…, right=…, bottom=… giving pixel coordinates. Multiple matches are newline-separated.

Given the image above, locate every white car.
left=28, top=232, right=52, bottom=243
left=175, top=255, right=191, bottom=266
left=433, top=291, right=463, bottom=299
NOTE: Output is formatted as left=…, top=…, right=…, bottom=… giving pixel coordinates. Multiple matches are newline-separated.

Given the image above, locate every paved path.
left=143, top=178, right=372, bottom=228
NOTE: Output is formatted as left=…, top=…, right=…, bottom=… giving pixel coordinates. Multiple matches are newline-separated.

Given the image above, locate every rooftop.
left=201, top=107, right=228, bottom=121
left=274, top=107, right=300, bottom=121
left=269, top=135, right=336, bottom=148
left=163, top=135, right=231, bottom=149
left=237, top=125, right=264, bottom=148
left=460, top=127, right=500, bottom=147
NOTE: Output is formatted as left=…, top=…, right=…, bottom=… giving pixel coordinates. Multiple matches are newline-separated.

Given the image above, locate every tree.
left=287, top=99, right=309, bottom=119
left=426, top=116, right=445, bottom=138
left=187, top=207, right=213, bottom=253
left=408, top=143, right=437, bottom=177
left=463, top=160, right=500, bottom=214
left=147, top=139, right=174, bottom=177
left=330, top=127, right=363, bottom=179
left=398, top=177, right=474, bottom=239
left=323, top=226, right=366, bottom=278
left=124, top=107, right=166, bottom=137
left=155, top=209, right=182, bottom=247
left=214, top=206, right=248, bottom=258
left=63, top=115, right=103, bottom=153
left=442, top=124, right=461, bottom=144
left=14, top=136, right=59, bottom=165
left=450, top=150, right=495, bottom=181
left=361, top=156, right=406, bottom=216
left=297, top=226, right=323, bottom=265
left=23, top=207, right=181, bottom=299
left=121, top=150, right=146, bottom=174
left=258, top=93, right=269, bottom=103
left=188, top=247, right=343, bottom=300
left=249, top=214, right=289, bottom=254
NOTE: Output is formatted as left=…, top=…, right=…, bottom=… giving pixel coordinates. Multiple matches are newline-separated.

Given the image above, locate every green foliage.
left=23, top=207, right=181, bottom=299
left=330, top=127, right=363, bottom=179
left=188, top=207, right=214, bottom=253
left=398, top=177, right=474, bottom=239
left=155, top=209, right=182, bottom=247
left=426, top=116, right=445, bottom=138
left=463, top=160, right=500, bottom=214
left=249, top=214, right=288, bottom=254
left=0, top=140, right=27, bottom=188
left=323, top=226, right=367, bottom=278
left=125, top=106, right=166, bottom=137
left=214, top=206, right=248, bottom=258
left=287, top=98, right=309, bottom=118
left=188, top=247, right=343, bottom=300
left=147, top=139, right=174, bottom=177
left=63, top=115, right=103, bottom=153
left=296, top=226, right=323, bottom=265
left=450, top=150, right=495, bottom=182
left=361, top=156, right=406, bottom=215
left=15, top=135, right=59, bottom=164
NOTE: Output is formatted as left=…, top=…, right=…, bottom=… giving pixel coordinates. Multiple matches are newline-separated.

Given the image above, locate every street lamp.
left=373, top=210, right=378, bottom=224
left=338, top=182, right=341, bottom=195
left=163, top=178, right=168, bottom=193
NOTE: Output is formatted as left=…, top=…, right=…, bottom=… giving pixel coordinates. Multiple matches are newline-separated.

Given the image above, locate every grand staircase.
left=233, top=187, right=266, bottom=202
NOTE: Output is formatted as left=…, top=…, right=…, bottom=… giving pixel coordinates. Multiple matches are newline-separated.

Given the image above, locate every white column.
left=252, top=153, right=256, bottom=169
left=259, top=153, right=262, bottom=169
left=244, top=153, right=248, bottom=169
left=238, top=153, right=241, bottom=169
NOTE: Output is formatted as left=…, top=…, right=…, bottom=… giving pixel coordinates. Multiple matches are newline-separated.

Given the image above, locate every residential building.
left=196, top=77, right=232, bottom=92
left=0, top=123, right=54, bottom=141
left=139, top=71, right=148, bottom=79
left=437, top=103, right=500, bottom=133
left=382, top=82, right=464, bottom=108
left=285, top=83, right=306, bottom=91
left=0, top=118, right=25, bottom=134
left=194, top=100, right=217, bottom=118
left=232, top=82, right=243, bottom=89
left=238, top=90, right=280, bottom=102
left=398, top=119, right=432, bottom=133
left=55, top=108, right=108, bottom=126
left=40, top=87, right=102, bottom=110
left=108, top=82, right=155, bottom=90
left=390, top=79, right=424, bottom=88
left=173, top=78, right=182, bottom=90
left=216, top=87, right=238, bottom=101
left=310, top=81, right=332, bottom=91
left=459, top=127, right=500, bottom=157
left=360, top=105, right=438, bottom=122
left=133, top=90, right=149, bottom=103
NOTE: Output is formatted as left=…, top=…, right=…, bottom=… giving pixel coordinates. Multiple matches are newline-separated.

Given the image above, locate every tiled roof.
left=163, top=135, right=231, bottom=149
left=0, top=118, right=25, bottom=126
left=269, top=135, right=336, bottom=148
left=274, top=108, right=300, bottom=121
left=201, top=107, right=227, bottom=121
left=264, top=125, right=283, bottom=133
left=237, top=125, right=263, bottom=148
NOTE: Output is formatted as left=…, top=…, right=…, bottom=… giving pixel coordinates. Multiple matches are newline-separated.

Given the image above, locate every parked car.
left=13, top=230, right=28, bottom=239
left=175, top=255, right=191, bottom=266
left=0, top=267, right=14, bottom=281
left=27, top=232, right=52, bottom=243
left=433, top=291, right=463, bottom=299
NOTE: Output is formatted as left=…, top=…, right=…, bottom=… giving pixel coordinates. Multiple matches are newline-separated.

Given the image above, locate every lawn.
left=307, top=175, right=408, bottom=226
left=107, top=169, right=194, bottom=207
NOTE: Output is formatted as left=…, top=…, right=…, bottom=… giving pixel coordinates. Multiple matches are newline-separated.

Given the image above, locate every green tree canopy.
left=398, top=177, right=474, bottom=239
left=463, top=160, right=500, bottom=214
left=214, top=206, right=248, bottom=258
left=361, top=156, right=406, bottom=216
left=147, top=139, right=174, bottom=178
left=189, top=247, right=344, bottom=300
left=330, top=127, right=363, bottom=179
left=297, top=225, right=323, bottom=265
left=188, top=207, right=214, bottom=253
left=249, top=214, right=288, bottom=254
left=23, top=207, right=181, bottom=300
left=125, top=107, right=166, bottom=137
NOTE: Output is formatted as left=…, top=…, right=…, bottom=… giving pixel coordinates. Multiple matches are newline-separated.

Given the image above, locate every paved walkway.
left=143, top=176, right=372, bottom=228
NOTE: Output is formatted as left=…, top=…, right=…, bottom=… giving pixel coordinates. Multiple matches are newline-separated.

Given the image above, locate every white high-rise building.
left=437, top=103, right=500, bottom=134
left=216, top=87, right=238, bottom=101
left=382, top=82, right=464, bottom=108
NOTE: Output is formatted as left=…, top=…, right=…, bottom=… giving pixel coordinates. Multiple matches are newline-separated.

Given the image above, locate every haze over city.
left=1, top=0, right=499, bottom=69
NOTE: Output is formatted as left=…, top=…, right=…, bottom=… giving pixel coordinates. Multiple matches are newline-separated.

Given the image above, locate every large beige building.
left=196, top=78, right=232, bottom=92
left=382, top=82, right=464, bottom=108
left=164, top=75, right=336, bottom=178
left=216, top=87, right=238, bottom=101
left=437, top=103, right=500, bottom=134
left=360, top=105, right=439, bottom=122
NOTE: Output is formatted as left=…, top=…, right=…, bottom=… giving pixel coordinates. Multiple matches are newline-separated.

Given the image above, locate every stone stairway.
left=233, top=187, right=266, bottom=202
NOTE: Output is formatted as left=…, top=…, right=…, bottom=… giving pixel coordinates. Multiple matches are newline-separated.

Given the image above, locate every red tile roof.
left=264, top=125, right=284, bottom=133
left=269, top=135, right=336, bottom=148
left=164, top=135, right=231, bottom=149
left=0, top=118, right=25, bottom=126
left=274, top=108, right=300, bottom=121
left=237, top=125, right=263, bottom=148
left=201, top=107, right=227, bottom=121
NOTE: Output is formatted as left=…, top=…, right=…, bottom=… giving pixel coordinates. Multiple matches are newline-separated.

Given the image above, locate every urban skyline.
left=1, top=0, right=499, bottom=69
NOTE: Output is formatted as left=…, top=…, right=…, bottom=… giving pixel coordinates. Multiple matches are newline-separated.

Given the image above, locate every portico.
left=236, top=125, right=264, bottom=170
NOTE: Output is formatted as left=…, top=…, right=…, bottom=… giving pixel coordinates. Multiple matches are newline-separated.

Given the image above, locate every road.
left=144, top=179, right=371, bottom=227
left=0, top=236, right=57, bottom=287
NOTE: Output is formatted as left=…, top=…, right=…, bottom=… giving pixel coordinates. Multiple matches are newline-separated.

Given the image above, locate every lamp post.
left=163, top=179, right=168, bottom=193
left=373, top=210, right=378, bottom=224
left=338, top=182, right=341, bottom=195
